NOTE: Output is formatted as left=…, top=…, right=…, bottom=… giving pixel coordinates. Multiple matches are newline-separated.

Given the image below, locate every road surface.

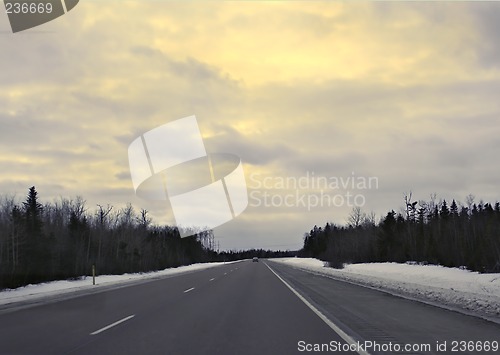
left=0, top=260, right=499, bottom=354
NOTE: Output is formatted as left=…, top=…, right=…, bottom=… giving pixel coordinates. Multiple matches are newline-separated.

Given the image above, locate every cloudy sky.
left=1, top=1, right=500, bottom=250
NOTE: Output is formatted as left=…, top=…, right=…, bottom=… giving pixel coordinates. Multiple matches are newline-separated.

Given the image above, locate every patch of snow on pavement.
left=272, top=258, right=500, bottom=323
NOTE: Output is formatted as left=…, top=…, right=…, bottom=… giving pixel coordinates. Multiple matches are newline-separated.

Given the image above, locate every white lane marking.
left=224, top=272, right=227, bottom=275
left=265, top=263, right=370, bottom=355
left=61, top=0, right=68, bottom=13
left=209, top=278, right=215, bottom=281
left=184, top=287, right=195, bottom=293
left=90, top=315, right=135, bottom=335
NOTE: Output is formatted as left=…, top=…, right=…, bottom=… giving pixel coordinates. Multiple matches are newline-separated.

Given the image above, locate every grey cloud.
left=204, top=125, right=294, bottom=166
left=0, top=114, right=63, bottom=145
left=279, top=152, right=369, bottom=177
left=244, top=76, right=500, bottom=220
left=255, top=78, right=500, bottom=121
left=0, top=111, right=104, bottom=166
left=468, top=3, right=500, bottom=69
left=0, top=31, right=91, bottom=87
left=0, top=180, right=67, bottom=198
left=370, top=1, right=453, bottom=23
left=130, top=45, right=241, bottom=86
left=115, top=171, right=131, bottom=181
left=64, top=46, right=246, bottom=132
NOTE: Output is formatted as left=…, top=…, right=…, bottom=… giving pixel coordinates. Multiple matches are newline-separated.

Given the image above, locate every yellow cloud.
left=86, top=1, right=485, bottom=87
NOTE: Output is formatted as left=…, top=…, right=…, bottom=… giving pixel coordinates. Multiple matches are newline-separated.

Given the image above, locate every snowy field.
left=272, top=258, right=500, bottom=323
left=0, top=261, right=241, bottom=308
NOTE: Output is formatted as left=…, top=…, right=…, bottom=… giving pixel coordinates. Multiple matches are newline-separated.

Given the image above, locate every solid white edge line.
left=184, top=287, right=195, bottom=293
left=282, top=265, right=500, bottom=327
left=90, top=315, right=135, bottom=335
left=60, top=0, right=68, bottom=13
left=264, top=263, right=370, bottom=355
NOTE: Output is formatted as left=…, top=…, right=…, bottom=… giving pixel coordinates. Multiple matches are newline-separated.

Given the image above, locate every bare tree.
left=347, top=206, right=365, bottom=228
left=465, top=194, right=475, bottom=215
left=71, top=196, right=87, bottom=221
left=138, top=208, right=151, bottom=229
left=404, top=191, right=418, bottom=222
left=96, top=204, right=113, bottom=265
left=96, top=204, right=113, bottom=228
left=119, top=203, right=135, bottom=228
left=362, top=211, right=377, bottom=227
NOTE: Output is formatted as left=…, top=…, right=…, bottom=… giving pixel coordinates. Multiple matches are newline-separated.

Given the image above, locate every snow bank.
left=272, top=258, right=500, bottom=323
left=0, top=261, right=240, bottom=307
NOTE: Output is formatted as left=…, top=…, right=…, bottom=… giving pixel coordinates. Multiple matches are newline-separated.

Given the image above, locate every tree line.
left=219, top=249, right=296, bottom=261
left=0, top=187, right=291, bottom=290
left=300, top=193, right=500, bottom=273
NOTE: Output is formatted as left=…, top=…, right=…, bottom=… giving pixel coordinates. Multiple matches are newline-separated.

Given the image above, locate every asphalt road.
left=269, top=262, right=500, bottom=355
left=0, top=260, right=499, bottom=355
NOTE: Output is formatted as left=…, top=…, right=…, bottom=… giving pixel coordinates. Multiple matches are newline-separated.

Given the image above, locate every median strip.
left=90, top=315, right=135, bottom=335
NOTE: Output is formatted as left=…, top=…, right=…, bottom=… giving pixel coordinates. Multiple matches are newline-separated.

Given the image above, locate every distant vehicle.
left=252, top=257, right=259, bottom=262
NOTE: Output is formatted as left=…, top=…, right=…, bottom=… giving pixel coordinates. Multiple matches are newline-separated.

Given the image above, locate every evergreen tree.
left=440, top=200, right=450, bottom=219
left=450, top=200, right=458, bottom=216
left=23, top=186, right=43, bottom=236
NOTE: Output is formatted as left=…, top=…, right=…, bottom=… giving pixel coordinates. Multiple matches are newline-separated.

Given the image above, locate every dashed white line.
left=90, top=315, right=135, bottom=335
left=224, top=272, right=227, bottom=275
left=209, top=278, right=215, bottom=281
left=184, top=287, right=195, bottom=293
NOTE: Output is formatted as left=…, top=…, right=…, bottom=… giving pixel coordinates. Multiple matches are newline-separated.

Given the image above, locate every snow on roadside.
left=0, top=261, right=241, bottom=307
left=272, top=258, right=500, bottom=323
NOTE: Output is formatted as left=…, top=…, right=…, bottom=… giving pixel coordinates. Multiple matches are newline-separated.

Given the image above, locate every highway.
left=0, top=260, right=499, bottom=354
